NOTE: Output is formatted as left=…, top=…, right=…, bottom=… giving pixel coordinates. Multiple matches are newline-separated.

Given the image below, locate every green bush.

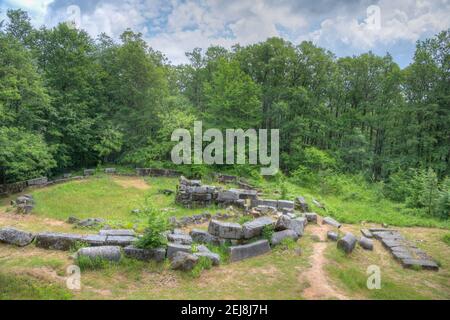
left=135, top=197, right=169, bottom=249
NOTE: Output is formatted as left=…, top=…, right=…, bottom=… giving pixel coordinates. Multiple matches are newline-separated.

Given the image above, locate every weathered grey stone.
left=259, top=199, right=278, bottom=208
left=280, top=207, right=294, bottom=215
left=277, top=200, right=294, bottom=210
left=242, top=217, right=274, bottom=239
left=372, top=231, right=403, bottom=241
left=170, top=251, right=199, bottom=271
left=16, top=195, right=34, bottom=205
left=312, top=199, right=325, bottom=209
left=322, top=217, right=341, bottom=228
left=27, top=177, right=48, bottom=186
left=167, top=233, right=193, bottom=245
left=35, top=232, right=84, bottom=250
left=400, top=258, right=439, bottom=271
left=360, top=229, right=373, bottom=238
left=194, top=250, right=220, bottom=266
left=270, top=229, right=299, bottom=246
left=83, top=235, right=107, bottom=246
left=167, top=243, right=192, bottom=259
left=208, top=220, right=243, bottom=239
left=105, top=235, right=137, bottom=246
left=275, top=215, right=305, bottom=236
left=229, top=189, right=258, bottom=200
left=229, top=240, right=270, bottom=262
left=84, top=169, right=95, bottom=176
left=295, top=196, right=310, bottom=212
left=104, top=168, right=116, bottom=174
left=359, top=236, right=373, bottom=250
left=77, top=246, right=122, bottom=262
left=337, top=233, right=357, bottom=254
left=381, top=238, right=416, bottom=251
left=327, top=231, right=339, bottom=241
left=305, top=213, right=318, bottom=223
left=391, top=250, right=414, bottom=261
left=124, top=245, right=166, bottom=262
left=189, top=229, right=224, bottom=246
left=0, top=227, right=35, bottom=247
left=217, top=190, right=239, bottom=202
left=99, top=229, right=135, bottom=236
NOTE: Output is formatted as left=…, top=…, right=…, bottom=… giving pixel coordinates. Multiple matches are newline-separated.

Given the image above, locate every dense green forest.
left=0, top=9, right=449, bottom=219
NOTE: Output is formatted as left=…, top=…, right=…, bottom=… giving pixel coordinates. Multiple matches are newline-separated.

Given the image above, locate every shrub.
left=134, top=197, right=169, bottom=249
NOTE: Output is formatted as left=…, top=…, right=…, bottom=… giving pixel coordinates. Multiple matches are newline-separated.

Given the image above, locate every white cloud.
left=306, top=0, right=450, bottom=51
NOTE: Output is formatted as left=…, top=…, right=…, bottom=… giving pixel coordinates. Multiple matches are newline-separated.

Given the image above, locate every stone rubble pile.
left=369, top=228, right=439, bottom=270
left=175, top=176, right=257, bottom=208
left=11, top=194, right=35, bottom=214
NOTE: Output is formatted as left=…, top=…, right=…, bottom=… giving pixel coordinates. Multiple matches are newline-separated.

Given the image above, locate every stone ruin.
left=10, top=194, right=34, bottom=214
left=175, top=176, right=258, bottom=209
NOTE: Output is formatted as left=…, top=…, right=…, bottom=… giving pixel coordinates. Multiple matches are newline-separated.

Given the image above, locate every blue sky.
left=1, top=0, right=449, bottom=67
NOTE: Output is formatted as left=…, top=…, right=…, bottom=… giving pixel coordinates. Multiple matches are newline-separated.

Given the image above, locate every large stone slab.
left=242, top=217, right=274, bottom=239
left=327, top=231, right=339, bottom=241
left=229, top=240, right=270, bottom=262
left=0, top=227, right=35, bottom=247
left=99, top=229, right=135, bottom=236
left=170, top=251, right=198, bottom=271
left=258, top=199, right=278, bottom=208
left=277, top=200, right=294, bottom=210
left=271, top=230, right=299, bottom=246
left=217, top=190, right=239, bottom=202
left=124, top=245, right=166, bottom=262
left=189, top=229, right=224, bottom=246
left=294, top=196, right=310, bottom=212
left=322, top=217, right=341, bottom=228
left=167, top=243, right=192, bottom=259
left=337, top=233, right=357, bottom=254
left=83, top=235, right=107, bottom=246
left=372, top=231, right=403, bottom=240
left=35, top=232, right=84, bottom=251
left=208, top=220, right=243, bottom=239
left=105, top=235, right=137, bottom=246
left=167, top=233, right=193, bottom=245
left=77, top=246, right=122, bottom=262
left=400, top=258, right=439, bottom=271
left=275, top=215, right=305, bottom=236
left=360, top=229, right=373, bottom=238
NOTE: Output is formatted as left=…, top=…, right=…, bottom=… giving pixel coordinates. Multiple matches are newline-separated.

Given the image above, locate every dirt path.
left=300, top=221, right=349, bottom=300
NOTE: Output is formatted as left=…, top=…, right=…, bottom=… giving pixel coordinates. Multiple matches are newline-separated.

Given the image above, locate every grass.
left=0, top=272, right=72, bottom=300
left=0, top=172, right=449, bottom=299
left=251, top=176, right=450, bottom=229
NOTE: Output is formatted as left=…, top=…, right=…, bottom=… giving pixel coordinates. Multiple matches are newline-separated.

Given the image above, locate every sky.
left=1, top=0, right=449, bottom=67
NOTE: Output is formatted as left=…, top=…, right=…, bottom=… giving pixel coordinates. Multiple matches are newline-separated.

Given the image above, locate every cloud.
left=2, top=0, right=449, bottom=66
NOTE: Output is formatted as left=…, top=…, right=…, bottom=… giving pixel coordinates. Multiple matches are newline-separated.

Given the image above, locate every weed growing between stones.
left=135, top=197, right=169, bottom=249
left=262, top=225, right=274, bottom=243
left=70, top=240, right=90, bottom=253
left=190, top=256, right=213, bottom=278
left=206, top=243, right=230, bottom=263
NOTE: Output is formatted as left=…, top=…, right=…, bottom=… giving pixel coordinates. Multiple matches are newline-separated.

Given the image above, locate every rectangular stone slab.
left=229, top=240, right=270, bottom=262
left=372, top=231, right=403, bottom=240
left=400, top=258, right=439, bottom=271
left=360, top=229, right=373, bottom=238
left=124, top=245, right=166, bottom=262
left=105, top=235, right=137, bottom=246
left=277, top=200, right=295, bottom=210
left=208, top=220, right=243, bottom=239
left=99, top=229, right=135, bottom=236
left=35, top=233, right=85, bottom=251
left=242, top=217, right=274, bottom=239
left=167, top=243, right=192, bottom=259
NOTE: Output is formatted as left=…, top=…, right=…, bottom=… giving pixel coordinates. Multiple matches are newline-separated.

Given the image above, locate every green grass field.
left=0, top=174, right=449, bottom=300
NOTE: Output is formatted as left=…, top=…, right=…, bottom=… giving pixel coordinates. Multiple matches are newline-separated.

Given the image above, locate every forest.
left=0, top=9, right=449, bottom=220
